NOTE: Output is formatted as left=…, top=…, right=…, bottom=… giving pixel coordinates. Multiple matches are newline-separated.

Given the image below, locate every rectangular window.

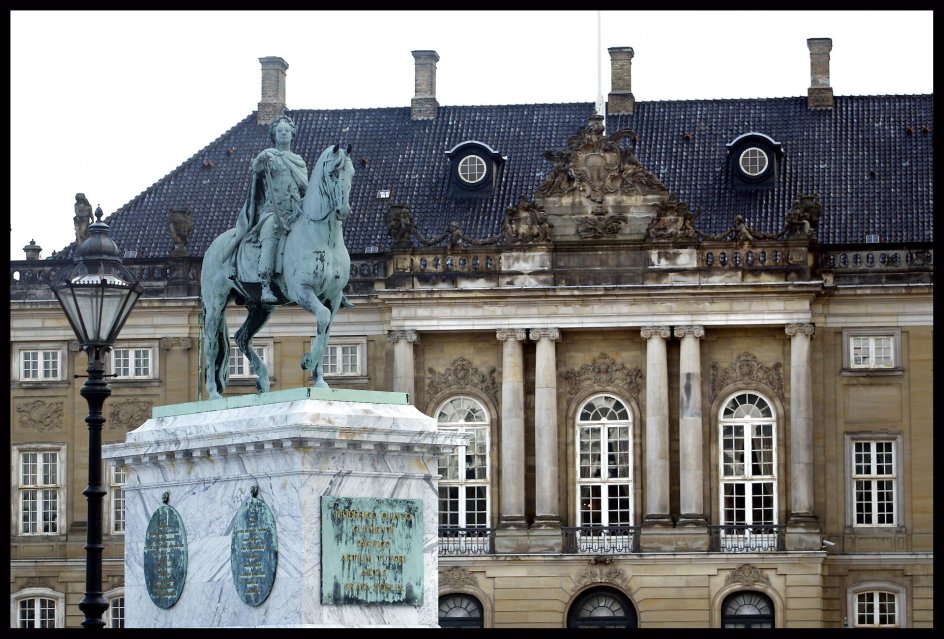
left=320, top=338, right=366, bottom=377
left=17, top=449, right=63, bottom=535
left=108, top=596, right=125, bottom=628
left=843, top=328, right=901, bottom=372
left=853, top=440, right=897, bottom=526
left=111, top=347, right=153, bottom=379
left=437, top=423, right=489, bottom=529
left=18, top=597, right=57, bottom=628
left=228, top=343, right=270, bottom=378
left=110, top=466, right=128, bottom=534
left=19, top=349, right=62, bottom=380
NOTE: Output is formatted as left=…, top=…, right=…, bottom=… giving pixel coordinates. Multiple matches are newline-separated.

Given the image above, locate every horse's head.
left=312, top=143, right=355, bottom=222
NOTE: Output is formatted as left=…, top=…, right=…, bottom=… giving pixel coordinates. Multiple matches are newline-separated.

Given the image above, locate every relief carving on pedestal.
left=709, top=352, right=784, bottom=402
left=563, top=353, right=643, bottom=400
left=16, top=399, right=63, bottom=432
left=427, top=357, right=499, bottom=406
left=108, top=398, right=153, bottom=431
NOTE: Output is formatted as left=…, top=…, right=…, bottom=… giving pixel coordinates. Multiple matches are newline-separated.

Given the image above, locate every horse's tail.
left=215, top=311, right=230, bottom=391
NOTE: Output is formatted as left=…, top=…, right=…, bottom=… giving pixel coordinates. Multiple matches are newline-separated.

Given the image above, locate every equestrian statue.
left=201, top=114, right=356, bottom=399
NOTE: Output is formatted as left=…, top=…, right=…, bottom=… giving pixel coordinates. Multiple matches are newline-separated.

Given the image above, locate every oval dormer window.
left=739, top=147, right=769, bottom=177
left=458, top=155, right=487, bottom=184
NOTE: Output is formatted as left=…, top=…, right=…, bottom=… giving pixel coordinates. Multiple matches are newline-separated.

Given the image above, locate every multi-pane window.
left=853, top=440, right=897, bottom=526
left=739, top=147, right=769, bottom=176
left=17, top=596, right=58, bottom=628
left=458, top=155, right=487, bottom=184
left=855, top=590, right=899, bottom=627
left=438, top=594, right=485, bottom=629
left=229, top=343, right=269, bottom=378
left=111, top=347, right=153, bottom=379
left=19, top=349, right=61, bottom=380
left=18, top=449, right=62, bottom=534
left=576, top=394, right=633, bottom=527
left=721, top=591, right=775, bottom=628
left=719, top=392, right=777, bottom=529
left=110, top=465, right=128, bottom=534
left=437, top=396, right=490, bottom=529
left=322, top=343, right=361, bottom=376
left=108, top=596, right=125, bottom=628
left=850, top=335, right=894, bottom=369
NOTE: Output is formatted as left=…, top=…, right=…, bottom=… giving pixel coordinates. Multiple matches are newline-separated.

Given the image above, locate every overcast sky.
left=9, top=10, right=934, bottom=260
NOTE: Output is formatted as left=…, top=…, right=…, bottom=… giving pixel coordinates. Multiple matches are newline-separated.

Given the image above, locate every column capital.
left=387, top=329, right=419, bottom=344
left=496, top=328, right=528, bottom=342
left=785, top=323, right=815, bottom=337
left=529, top=328, right=561, bottom=342
left=640, top=326, right=671, bottom=340
left=673, top=325, right=705, bottom=339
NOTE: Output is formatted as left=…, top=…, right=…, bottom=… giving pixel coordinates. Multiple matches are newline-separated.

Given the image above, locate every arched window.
left=437, top=396, right=491, bottom=530
left=853, top=589, right=900, bottom=628
left=438, top=593, right=484, bottom=628
left=12, top=588, right=64, bottom=628
left=721, top=591, right=775, bottom=628
left=576, top=394, right=633, bottom=528
left=104, top=588, right=125, bottom=628
left=567, top=587, right=638, bottom=628
left=718, top=392, right=778, bottom=549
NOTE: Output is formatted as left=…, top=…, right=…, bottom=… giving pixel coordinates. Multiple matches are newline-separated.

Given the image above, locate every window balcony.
left=708, top=524, right=785, bottom=552
left=562, top=525, right=640, bottom=554
left=438, top=527, right=494, bottom=556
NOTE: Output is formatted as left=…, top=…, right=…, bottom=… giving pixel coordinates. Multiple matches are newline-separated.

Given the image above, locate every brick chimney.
left=22, top=239, right=42, bottom=260
left=607, top=47, right=635, bottom=114
left=807, top=38, right=834, bottom=110
left=411, top=50, right=439, bottom=121
left=257, top=56, right=289, bottom=124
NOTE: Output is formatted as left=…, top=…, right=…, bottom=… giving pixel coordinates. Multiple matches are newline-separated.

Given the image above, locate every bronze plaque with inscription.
left=321, top=496, right=423, bottom=605
left=230, top=489, right=278, bottom=606
left=143, top=500, right=188, bottom=609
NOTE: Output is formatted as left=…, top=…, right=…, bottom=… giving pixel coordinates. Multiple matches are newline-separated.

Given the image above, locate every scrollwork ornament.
left=640, top=326, right=671, bottom=340
left=724, top=563, right=771, bottom=588
left=440, top=566, right=478, bottom=589
left=785, top=323, right=815, bottom=337
left=496, top=329, right=527, bottom=342
left=673, top=325, right=705, bottom=339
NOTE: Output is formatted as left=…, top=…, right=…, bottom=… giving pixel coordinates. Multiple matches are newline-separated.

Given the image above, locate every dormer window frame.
left=726, top=132, right=782, bottom=190
left=445, top=140, right=506, bottom=197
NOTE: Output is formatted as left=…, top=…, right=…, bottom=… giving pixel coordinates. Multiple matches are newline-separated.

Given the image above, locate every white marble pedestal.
left=102, top=387, right=467, bottom=628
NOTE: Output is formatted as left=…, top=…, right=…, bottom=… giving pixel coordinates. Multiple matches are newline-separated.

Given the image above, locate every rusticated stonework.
left=535, top=114, right=667, bottom=203
left=724, top=563, right=771, bottom=588
left=440, top=566, right=478, bottom=589
left=575, top=558, right=629, bottom=589
left=108, top=397, right=153, bottom=431
left=710, top=352, right=784, bottom=402
left=427, top=357, right=499, bottom=407
left=563, top=354, right=643, bottom=400
left=17, top=399, right=63, bottom=432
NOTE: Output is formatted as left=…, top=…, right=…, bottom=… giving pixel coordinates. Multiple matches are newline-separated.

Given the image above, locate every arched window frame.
left=720, top=590, right=776, bottom=628
left=438, top=592, right=486, bottom=628
left=574, top=393, right=635, bottom=528
left=716, top=390, right=779, bottom=531
left=434, top=395, right=492, bottom=530
left=566, top=586, right=638, bottom=628
left=10, top=587, right=64, bottom=629
left=104, top=586, right=125, bottom=629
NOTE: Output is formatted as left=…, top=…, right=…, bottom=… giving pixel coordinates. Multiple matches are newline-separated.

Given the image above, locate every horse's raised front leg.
left=295, top=287, right=335, bottom=389
left=235, top=303, right=275, bottom=393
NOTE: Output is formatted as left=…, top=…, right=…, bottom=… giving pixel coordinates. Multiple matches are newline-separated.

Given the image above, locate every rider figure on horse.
left=228, top=114, right=309, bottom=303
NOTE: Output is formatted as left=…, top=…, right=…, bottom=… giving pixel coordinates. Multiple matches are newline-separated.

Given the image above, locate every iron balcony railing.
left=562, top=525, right=640, bottom=554
left=438, top=527, right=494, bottom=556
left=708, top=524, right=785, bottom=552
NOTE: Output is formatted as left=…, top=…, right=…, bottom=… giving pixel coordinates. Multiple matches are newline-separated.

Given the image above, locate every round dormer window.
left=458, top=155, right=487, bottom=184
left=739, top=147, right=769, bottom=177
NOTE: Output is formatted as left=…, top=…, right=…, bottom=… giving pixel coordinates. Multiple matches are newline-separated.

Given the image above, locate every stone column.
left=785, top=323, right=817, bottom=519
left=496, top=329, right=527, bottom=530
left=387, top=330, right=419, bottom=403
left=529, top=328, right=561, bottom=528
left=641, top=326, right=672, bottom=525
left=674, top=325, right=705, bottom=525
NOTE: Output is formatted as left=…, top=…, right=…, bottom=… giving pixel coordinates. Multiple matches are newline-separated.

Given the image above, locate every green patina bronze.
left=321, top=496, right=424, bottom=606
left=230, top=485, right=278, bottom=606
left=201, top=120, right=356, bottom=400
left=143, top=492, right=188, bottom=609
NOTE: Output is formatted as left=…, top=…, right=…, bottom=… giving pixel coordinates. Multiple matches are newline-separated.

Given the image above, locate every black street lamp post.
left=51, top=207, right=142, bottom=629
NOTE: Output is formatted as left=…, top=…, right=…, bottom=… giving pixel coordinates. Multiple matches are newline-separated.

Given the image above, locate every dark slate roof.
left=51, top=95, right=932, bottom=259
left=609, top=95, right=934, bottom=245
